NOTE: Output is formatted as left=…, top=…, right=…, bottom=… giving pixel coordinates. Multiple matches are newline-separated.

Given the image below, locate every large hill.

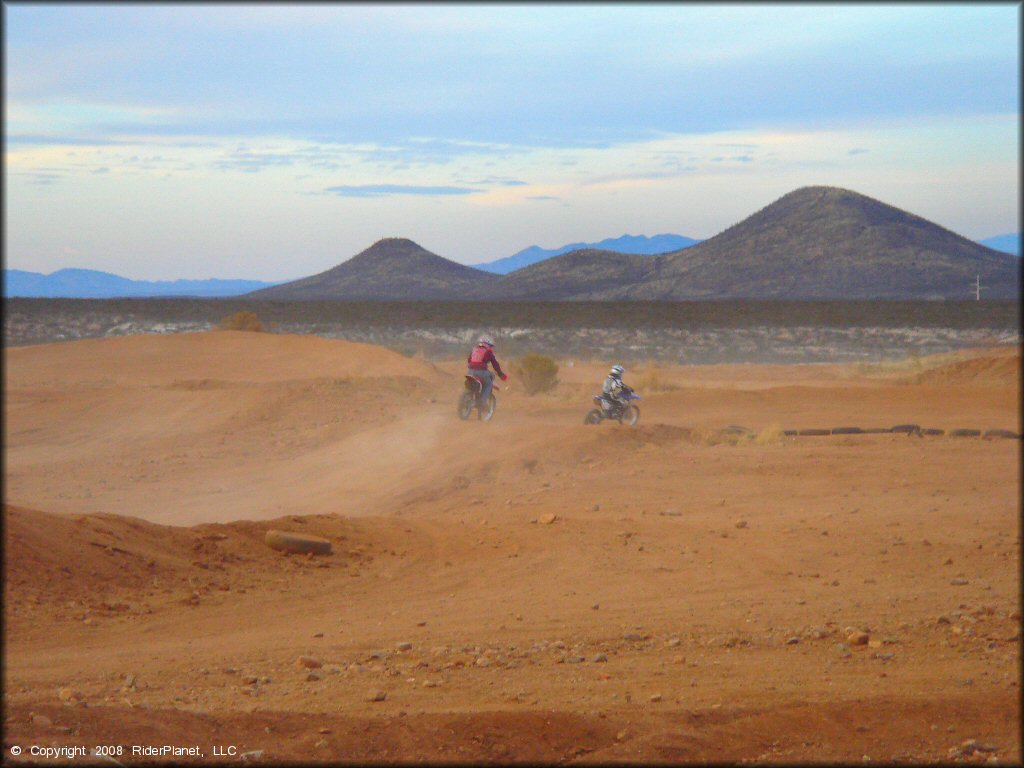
left=616, top=186, right=1020, bottom=300
left=246, top=238, right=497, bottom=300
left=473, top=186, right=1019, bottom=300
left=474, top=233, right=700, bottom=274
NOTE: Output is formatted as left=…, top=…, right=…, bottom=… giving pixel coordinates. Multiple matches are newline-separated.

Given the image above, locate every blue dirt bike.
left=583, top=386, right=640, bottom=426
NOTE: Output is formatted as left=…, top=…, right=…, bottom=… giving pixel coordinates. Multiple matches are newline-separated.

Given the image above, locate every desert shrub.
left=218, top=310, right=266, bottom=332
left=753, top=423, right=785, bottom=445
left=514, top=353, right=560, bottom=395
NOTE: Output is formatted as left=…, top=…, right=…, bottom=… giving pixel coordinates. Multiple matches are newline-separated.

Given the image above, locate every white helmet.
left=478, top=335, right=494, bottom=348
left=609, top=364, right=624, bottom=377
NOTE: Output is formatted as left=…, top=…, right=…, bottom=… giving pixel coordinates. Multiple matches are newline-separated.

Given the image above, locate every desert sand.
left=3, top=331, right=1020, bottom=763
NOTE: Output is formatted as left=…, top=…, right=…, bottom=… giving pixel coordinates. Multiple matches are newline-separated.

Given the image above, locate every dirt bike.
left=458, top=374, right=500, bottom=422
left=583, top=386, right=640, bottom=426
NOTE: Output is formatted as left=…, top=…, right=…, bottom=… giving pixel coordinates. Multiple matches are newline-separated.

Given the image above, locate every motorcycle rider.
left=467, top=335, right=508, bottom=405
left=601, top=364, right=630, bottom=415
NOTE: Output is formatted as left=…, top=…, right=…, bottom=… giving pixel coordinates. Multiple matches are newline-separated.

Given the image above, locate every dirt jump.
left=3, top=332, right=1020, bottom=763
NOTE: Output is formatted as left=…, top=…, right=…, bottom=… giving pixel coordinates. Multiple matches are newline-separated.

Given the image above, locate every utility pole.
left=975, top=274, right=982, bottom=301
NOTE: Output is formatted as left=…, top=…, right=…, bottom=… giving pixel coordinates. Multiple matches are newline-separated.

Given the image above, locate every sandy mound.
left=910, top=348, right=1020, bottom=387
left=4, top=330, right=444, bottom=387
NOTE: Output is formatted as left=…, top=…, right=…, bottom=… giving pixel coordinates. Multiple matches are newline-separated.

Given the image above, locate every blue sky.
left=4, top=3, right=1020, bottom=280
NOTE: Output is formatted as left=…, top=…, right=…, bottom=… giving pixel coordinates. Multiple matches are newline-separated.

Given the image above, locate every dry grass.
left=851, top=351, right=962, bottom=381
left=633, top=361, right=681, bottom=393
left=687, top=423, right=786, bottom=447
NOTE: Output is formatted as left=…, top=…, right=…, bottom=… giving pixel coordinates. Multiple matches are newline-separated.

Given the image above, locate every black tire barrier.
left=265, top=529, right=332, bottom=556
left=891, top=424, right=921, bottom=435
left=764, top=425, right=1015, bottom=440
left=983, top=429, right=1022, bottom=439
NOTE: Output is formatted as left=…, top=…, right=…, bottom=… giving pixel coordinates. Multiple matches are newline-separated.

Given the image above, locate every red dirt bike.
left=457, top=375, right=499, bottom=422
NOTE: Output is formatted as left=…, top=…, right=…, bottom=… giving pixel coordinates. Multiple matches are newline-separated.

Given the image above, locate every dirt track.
left=3, top=332, right=1020, bottom=763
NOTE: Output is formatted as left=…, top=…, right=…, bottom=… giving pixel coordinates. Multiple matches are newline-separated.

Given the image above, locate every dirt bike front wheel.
left=622, top=405, right=640, bottom=426
left=457, top=391, right=474, bottom=420
left=584, top=409, right=603, bottom=425
left=478, top=394, right=496, bottom=422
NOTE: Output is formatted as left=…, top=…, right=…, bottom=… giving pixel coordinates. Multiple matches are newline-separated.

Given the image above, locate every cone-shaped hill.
left=246, top=238, right=497, bottom=300
left=615, top=186, right=1020, bottom=300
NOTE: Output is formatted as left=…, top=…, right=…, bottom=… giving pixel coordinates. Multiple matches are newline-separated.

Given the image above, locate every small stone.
left=243, top=676, right=259, bottom=685
left=592, top=653, right=608, bottom=663
left=315, top=739, right=328, bottom=749
left=539, top=513, right=557, bottom=525
left=951, top=578, right=969, bottom=586
left=367, top=689, right=387, bottom=702
left=318, top=728, right=332, bottom=734
left=313, top=632, right=324, bottom=638
left=734, top=520, right=747, bottom=529
left=847, top=631, right=870, bottom=646
left=591, top=603, right=600, bottom=610
left=58, top=688, right=81, bottom=703
left=306, top=672, right=322, bottom=682
left=834, top=643, right=852, bottom=658
left=649, top=693, right=662, bottom=702
left=475, top=657, right=492, bottom=668
left=397, top=642, right=413, bottom=652
left=422, top=679, right=438, bottom=688
left=298, top=656, right=322, bottom=669
left=786, top=637, right=800, bottom=645
left=615, top=729, right=628, bottom=741
left=666, top=637, right=681, bottom=647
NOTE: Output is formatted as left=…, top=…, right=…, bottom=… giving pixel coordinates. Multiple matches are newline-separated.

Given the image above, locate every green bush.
left=218, top=310, right=266, bottom=332
left=515, top=353, right=559, bottom=395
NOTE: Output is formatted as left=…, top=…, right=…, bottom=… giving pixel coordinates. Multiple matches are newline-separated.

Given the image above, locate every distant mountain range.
left=246, top=186, right=1020, bottom=301
left=5, top=189, right=1019, bottom=299
left=474, top=233, right=701, bottom=274
left=979, top=233, right=1020, bottom=256
left=3, top=268, right=280, bottom=299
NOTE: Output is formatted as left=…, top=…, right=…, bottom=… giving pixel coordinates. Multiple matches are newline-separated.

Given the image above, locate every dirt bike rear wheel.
left=584, top=409, right=603, bottom=425
left=622, top=405, right=640, bottom=426
left=457, top=391, right=474, bottom=420
left=478, top=394, right=496, bottom=422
